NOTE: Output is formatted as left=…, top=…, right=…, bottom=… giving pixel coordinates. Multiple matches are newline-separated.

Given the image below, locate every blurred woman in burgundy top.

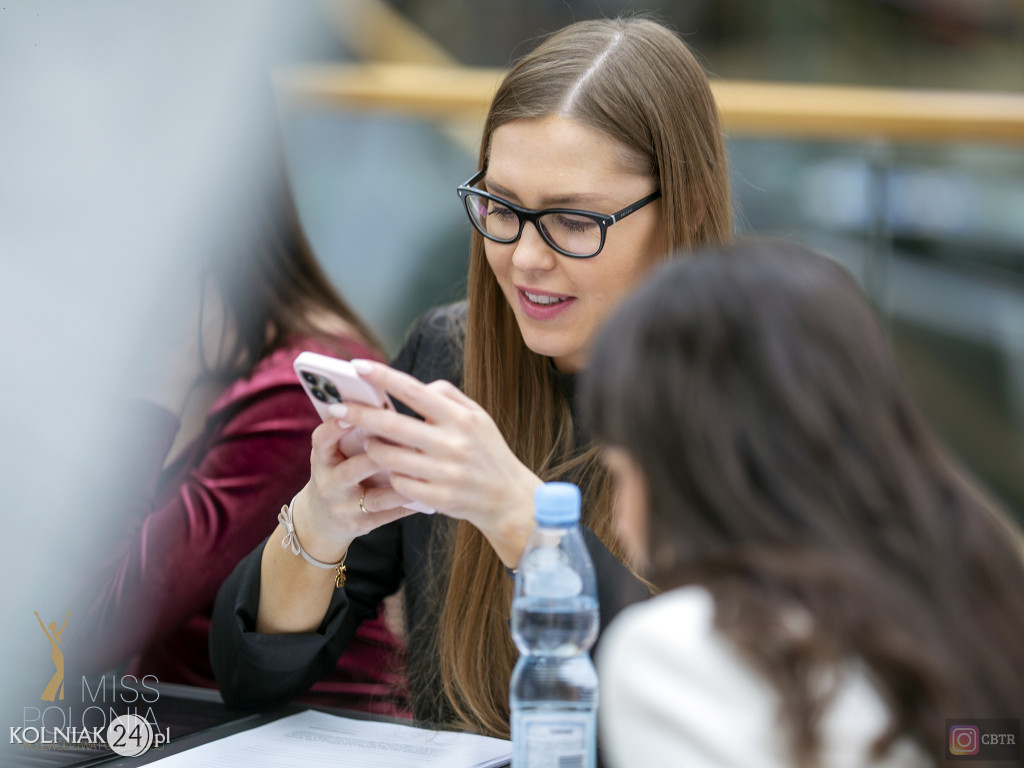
left=70, top=151, right=410, bottom=717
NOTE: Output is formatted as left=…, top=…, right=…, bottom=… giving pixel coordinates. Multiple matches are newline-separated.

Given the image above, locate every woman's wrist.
left=258, top=523, right=340, bottom=634
left=290, top=484, right=354, bottom=565
left=485, top=474, right=542, bottom=569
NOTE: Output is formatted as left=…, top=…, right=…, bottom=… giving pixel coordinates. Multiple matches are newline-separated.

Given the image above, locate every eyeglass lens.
left=464, top=193, right=602, bottom=257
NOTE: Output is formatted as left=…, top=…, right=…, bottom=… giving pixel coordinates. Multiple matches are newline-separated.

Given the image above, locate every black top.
left=209, top=304, right=650, bottom=724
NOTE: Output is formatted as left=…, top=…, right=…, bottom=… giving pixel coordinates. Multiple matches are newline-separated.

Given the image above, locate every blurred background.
left=2, top=0, right=1022, bottom=754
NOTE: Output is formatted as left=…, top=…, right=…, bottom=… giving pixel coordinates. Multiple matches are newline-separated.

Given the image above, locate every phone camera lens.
left=311, top=388, right=327, bottom=402
left=301, top=371, right=318, bottom=386
left=324, top=383, right=340, bottom=400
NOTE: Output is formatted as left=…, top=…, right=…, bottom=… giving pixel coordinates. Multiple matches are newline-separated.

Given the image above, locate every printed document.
left=146, top=709, right=510, bottom=767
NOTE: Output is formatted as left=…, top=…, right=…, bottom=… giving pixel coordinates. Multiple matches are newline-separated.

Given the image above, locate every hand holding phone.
left=293, top=351, right=433, bottom=514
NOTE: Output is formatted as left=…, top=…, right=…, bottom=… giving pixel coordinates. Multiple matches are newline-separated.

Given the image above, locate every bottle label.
left=513, top=712, right=594, bottom=768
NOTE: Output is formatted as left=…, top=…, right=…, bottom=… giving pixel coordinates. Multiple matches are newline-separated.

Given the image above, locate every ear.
left=605, top=448, right=651, bottom=569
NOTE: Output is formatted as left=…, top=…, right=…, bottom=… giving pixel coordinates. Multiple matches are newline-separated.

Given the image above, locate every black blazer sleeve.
left=209, top=309, right=453, bottom=711
left=209, top=520, right=403, bottom=710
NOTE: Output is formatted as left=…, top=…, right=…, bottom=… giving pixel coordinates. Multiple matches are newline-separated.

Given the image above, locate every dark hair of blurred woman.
left=582, top=240, right=1024, bottom=765
left=203, top=152, right=382, bottom=380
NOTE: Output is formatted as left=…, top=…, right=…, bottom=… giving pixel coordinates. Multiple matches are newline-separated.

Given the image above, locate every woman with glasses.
left=211, top=16, right=732, bottom=736
left=583, top=242, right=1024, bottom=767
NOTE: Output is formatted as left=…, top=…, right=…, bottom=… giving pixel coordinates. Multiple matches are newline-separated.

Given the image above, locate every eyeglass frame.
left=456, top=170, right=662, bottom=259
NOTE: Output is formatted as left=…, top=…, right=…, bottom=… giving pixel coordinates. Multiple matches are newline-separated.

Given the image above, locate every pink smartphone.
left=293, top=351, right=433, bottom=514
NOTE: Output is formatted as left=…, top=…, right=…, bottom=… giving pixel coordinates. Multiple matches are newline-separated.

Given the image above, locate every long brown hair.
left=582, top=240, right=1024, bottom=766
left=438, top=17, right=733, bottom=737
left=203, top=139, right=382, bottom=381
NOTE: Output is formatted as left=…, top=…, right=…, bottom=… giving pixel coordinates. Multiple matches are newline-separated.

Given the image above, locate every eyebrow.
left=484, top=178, right=611, bottom=208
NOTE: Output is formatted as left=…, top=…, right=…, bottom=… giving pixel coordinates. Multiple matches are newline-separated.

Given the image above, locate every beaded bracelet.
left=278, top=492, right=347, bottom=588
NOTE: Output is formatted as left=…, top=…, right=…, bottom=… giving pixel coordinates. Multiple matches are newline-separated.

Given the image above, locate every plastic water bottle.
left=510, top=482, right=599, bottom=768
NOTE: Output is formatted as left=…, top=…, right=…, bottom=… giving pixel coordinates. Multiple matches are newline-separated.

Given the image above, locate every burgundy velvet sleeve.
left=71, top=348, right=339, bottom=674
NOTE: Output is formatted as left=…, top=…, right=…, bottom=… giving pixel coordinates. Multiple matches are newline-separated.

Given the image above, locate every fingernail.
left=328, top=404, right=348, bottom=419
left=336, top=420, right=351, bottom=429
left=351, top=359, right=374, bottom=374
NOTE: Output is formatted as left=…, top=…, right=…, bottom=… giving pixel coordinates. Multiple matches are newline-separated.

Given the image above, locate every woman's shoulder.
left=598, top=586, right=727, bottom=692
left=599, top=586, right=931, bottom=768
left=404, top=303, right=466, bottom=348
left=600, top=585, right=785, bottom=702
left=598, top=586, right=785, bottom=767
left=602, top=584, right=716, bottom=649
left=391, top=302, right=465, bottom=386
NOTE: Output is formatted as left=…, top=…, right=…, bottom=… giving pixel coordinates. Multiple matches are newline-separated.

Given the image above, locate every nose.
left=511, top=220, right=558, bottom=273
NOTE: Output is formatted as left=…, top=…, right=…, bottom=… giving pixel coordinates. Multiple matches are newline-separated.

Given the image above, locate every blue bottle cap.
left=534, top=482, right=581, bottom=525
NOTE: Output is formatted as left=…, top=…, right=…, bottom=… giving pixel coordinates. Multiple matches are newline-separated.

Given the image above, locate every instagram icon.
left=949, top=725, right=980, bottom=756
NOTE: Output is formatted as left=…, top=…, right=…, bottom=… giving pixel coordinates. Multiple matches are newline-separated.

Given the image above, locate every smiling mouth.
left=523, top=291, right=571, bottom=305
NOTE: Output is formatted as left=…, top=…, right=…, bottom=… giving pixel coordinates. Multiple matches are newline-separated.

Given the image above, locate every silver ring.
left=358, top=489, right=369, bottom=514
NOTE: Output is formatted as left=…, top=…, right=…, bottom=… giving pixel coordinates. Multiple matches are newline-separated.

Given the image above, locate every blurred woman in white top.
left=581, top=240, right=1024, bottom=768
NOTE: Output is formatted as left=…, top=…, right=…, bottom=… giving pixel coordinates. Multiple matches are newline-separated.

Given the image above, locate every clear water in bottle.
left=510, top=482, right=599, bottom=768
left=512, top=596, right=599, bottom=656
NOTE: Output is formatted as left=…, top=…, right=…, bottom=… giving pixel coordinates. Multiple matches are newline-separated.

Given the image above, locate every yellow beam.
left=715, top=79, right=1024, bottom=144
left=277, top=63, right=1024, bottom=145
left=277, top=64, right=500, bottom=122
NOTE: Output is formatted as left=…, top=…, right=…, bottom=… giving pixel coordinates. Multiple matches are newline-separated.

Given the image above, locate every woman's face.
left=483, top=116, right=665, bottom=373
left=602, top=447, right=649, bottom=567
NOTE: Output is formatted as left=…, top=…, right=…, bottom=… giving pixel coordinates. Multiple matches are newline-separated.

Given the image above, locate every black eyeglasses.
left=456, top=170, right=661, bottom=259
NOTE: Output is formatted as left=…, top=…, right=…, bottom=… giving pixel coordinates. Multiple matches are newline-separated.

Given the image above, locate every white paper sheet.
left=146, top=709, right=511, bottom=768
